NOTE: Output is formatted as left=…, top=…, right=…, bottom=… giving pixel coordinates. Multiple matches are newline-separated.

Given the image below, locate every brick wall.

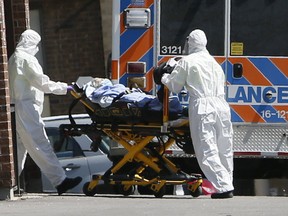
left=0, top=0, right=15, bottom=190
left=0, top=0, right=106, bottom=197
left=0, top=0, right=105, bottom=195
left=0, top=51, right=15, bottom=187
left=0, top=0, right=29, bottom=195
left=12, top=0, right=30, bottom=42
left=35, top=0, right=105, bottom=115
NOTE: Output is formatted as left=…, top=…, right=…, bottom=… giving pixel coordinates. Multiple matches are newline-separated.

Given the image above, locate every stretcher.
left=61, top=76, right=202, bottom=198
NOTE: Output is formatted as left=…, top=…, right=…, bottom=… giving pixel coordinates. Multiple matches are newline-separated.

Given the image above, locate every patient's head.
left=91, top=78, right=112, bottom=88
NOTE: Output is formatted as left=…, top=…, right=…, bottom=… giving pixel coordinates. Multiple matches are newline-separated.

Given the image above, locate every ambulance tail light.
left=127, top=77, right=146, bottom=89
left=127, top=62, right=146, bottom=88
left=127, top=62, right=146, bottom=74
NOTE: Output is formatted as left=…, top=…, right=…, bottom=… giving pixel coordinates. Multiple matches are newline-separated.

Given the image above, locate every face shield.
left=183, top=37, right=189, bottom=55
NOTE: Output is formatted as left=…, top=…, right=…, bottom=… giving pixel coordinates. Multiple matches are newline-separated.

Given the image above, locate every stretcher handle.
left=163, top=86, right=169, bottom=123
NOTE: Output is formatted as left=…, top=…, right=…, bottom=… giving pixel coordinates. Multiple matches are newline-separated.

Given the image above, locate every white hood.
left=184, top=29, right=207, bottom=54
left=16, top=29, right=41, bottom=56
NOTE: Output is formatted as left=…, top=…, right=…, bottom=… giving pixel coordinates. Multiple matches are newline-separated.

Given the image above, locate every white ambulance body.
left=109, top=0, right=288, bottom=188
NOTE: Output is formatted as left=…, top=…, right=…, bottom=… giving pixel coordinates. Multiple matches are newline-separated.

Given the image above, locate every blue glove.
left=67, top=85, right=74, bottom=92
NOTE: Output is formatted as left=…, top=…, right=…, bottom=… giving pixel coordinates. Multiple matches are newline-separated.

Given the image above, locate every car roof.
left=43, top=114, right=92, bottom=127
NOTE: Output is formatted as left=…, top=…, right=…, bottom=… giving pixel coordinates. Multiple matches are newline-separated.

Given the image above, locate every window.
left=45, top=128, right=83, bottom=158
left=160, top=0, right=225, bottom=56
left=231, top=0, right=288, bottom=56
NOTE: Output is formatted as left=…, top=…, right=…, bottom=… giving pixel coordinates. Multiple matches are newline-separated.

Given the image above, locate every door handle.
left=63, top=163, right=81, bottom=171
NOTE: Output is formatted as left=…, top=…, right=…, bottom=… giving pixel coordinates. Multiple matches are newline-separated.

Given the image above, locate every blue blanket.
left=85, top=81, right=183, bottom=114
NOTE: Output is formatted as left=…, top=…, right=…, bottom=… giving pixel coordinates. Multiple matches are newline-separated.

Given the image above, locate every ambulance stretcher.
left=61, top=77, right=202, bottom=198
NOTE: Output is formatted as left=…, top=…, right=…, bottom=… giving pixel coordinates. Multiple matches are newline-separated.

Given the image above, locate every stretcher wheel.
left=83, top=182, right=97, bottom=196
left=189, top=185, right=202, bottom=198
left=117, top=185, right=135, bottom=196
left=154, top=186, right=166, bottom=198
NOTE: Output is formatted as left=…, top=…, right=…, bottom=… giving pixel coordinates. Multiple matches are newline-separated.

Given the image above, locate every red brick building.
left=30, top=0, right=106, bottom=115
left=0, top=0, right=106, bottom=199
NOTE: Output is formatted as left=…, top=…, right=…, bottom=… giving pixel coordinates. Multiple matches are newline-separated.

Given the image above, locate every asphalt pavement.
left=0, top=193, right=288, bottom=216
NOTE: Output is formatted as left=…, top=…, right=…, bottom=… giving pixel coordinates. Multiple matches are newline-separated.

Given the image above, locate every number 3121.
left=161, top=46, right=182, bottom=54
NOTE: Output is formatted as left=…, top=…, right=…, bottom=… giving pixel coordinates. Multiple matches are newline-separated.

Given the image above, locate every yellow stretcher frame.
left=69, top=85, right=202, bottom=198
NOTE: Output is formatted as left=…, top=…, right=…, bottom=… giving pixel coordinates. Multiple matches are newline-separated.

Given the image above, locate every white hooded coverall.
left=161, top=29, right=234, bottom=193
left=8, top=29, right=68, bottom=187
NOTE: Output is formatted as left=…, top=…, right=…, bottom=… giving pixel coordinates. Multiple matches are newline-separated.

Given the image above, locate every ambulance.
left=108, top=0, right=288, bottom=188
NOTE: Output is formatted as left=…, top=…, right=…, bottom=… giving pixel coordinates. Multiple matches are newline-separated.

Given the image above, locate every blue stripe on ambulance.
left=140, top=47, right=154, bottom=71
left=230, top=109, right=244, bottom=122
left=252, top=105, right=286, bottom=123
left=120, top=29, right=147, bottom=54
left=120, top=0, right=131, bottom=11
left=250, top=58, right=288, bottom=85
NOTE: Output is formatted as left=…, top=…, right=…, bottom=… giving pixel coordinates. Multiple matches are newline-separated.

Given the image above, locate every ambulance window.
left=160, top=0, right=225, bottom=56
left=231, top=0, right=288, bottom=56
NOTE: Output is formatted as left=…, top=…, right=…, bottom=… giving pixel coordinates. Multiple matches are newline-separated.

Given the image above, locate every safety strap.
left=68, top=97, right=82, bottom=125
left=112, top=89, right=131, bottom=103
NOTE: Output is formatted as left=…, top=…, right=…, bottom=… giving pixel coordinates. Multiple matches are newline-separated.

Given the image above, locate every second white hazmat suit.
left=8, top=29, right=68, bottom=187
left=161, top=29, right=234, bottom=193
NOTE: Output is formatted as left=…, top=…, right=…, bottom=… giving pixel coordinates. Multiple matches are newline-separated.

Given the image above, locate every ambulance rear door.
left=227, top=0, right=288, bottom=156
left=158, top=0, right=227, bottom=103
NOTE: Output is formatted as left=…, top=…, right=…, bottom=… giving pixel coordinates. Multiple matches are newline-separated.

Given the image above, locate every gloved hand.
left=67, top=85, right=74, bottom=92
left=166, top=57, right=178, bottom=68
left=161, top=73, right=170, bottom=85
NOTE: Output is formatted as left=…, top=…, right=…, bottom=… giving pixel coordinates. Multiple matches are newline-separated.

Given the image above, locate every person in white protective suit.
left=8, top=29, right=82, bottom=195
left=161, top=29, right=234, bottom=199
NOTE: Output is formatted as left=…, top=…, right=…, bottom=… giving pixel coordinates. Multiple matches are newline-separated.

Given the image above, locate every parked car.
left=23, top=114, right=114, bottom=194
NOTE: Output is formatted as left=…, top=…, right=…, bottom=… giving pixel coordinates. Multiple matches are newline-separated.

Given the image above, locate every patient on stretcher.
left=82, top=78, right=186, bottom=123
